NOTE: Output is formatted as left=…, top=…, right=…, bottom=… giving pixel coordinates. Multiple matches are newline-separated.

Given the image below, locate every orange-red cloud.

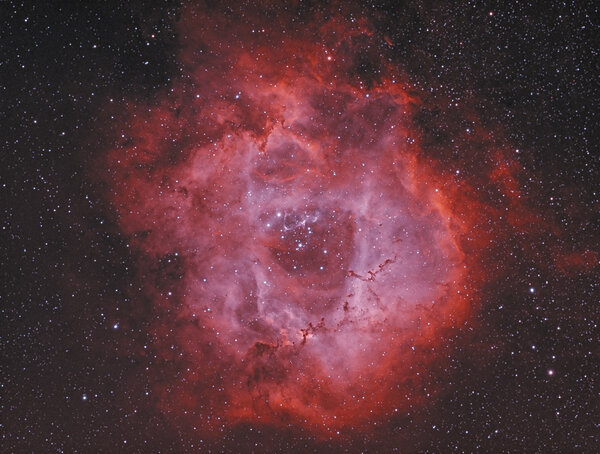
left=103, top=3, right=531, bottom=439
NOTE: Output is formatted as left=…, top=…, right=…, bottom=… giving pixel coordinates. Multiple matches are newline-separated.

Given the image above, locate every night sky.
left=2, top=1, right=599, bottom=453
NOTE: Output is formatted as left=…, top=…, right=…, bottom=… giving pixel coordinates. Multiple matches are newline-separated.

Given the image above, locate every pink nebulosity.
left=103, top=4, right=511, bottom=438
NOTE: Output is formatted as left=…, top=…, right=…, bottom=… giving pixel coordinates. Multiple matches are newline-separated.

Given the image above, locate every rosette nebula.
left=106, top=5, right=512, bottom=438
left=6, top=1, right=600, bottom=452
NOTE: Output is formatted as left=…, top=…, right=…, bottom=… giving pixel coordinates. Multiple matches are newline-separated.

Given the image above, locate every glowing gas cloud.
left=104, top=3, right=525, bottom=437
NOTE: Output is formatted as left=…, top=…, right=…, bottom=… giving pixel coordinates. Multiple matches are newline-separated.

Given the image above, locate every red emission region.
left=103, top=5, right=519, bottom=439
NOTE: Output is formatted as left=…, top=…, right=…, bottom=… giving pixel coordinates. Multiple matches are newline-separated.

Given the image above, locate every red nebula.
left=104, top=4, right=514, bottom=439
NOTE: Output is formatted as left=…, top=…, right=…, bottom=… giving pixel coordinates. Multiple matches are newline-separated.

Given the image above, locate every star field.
left=2, top=1, right=599, bottom=453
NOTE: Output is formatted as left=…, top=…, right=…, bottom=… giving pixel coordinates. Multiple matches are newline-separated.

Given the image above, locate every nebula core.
left=105, top=4, right=518, bottom=438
